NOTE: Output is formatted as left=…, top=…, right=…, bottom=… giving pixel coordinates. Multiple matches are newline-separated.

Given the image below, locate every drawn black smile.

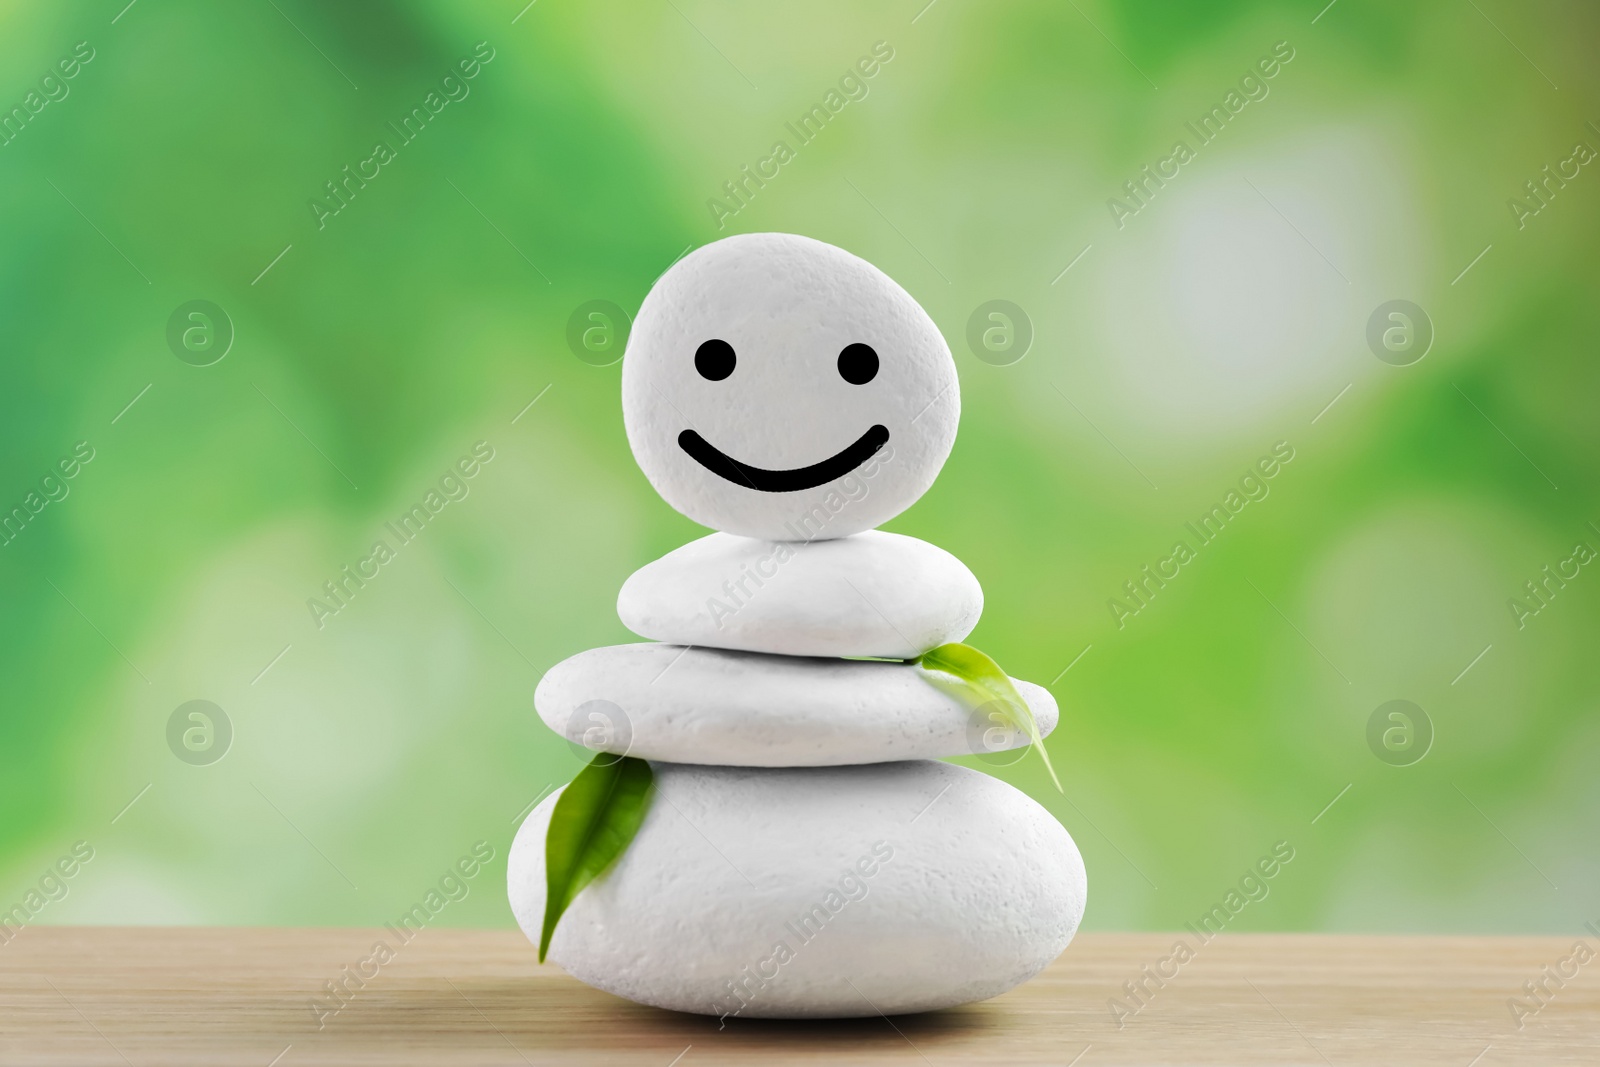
left=678, top=424, right=890, bottom=493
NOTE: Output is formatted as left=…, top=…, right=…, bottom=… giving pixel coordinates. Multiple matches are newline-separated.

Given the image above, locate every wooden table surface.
left=2, top=927, right=1594, bottom=1065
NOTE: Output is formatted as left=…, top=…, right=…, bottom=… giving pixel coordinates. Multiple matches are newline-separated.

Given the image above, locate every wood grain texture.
left=1, top=927, right=1595, bottom=1065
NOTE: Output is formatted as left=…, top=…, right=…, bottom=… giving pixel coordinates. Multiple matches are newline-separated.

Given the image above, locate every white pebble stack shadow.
left=508, top=232, right=1086, bottom=1018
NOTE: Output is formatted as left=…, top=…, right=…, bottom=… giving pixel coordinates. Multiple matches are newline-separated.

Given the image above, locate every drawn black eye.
left=695, top=339, right=736, bottom=381
left=838, top=343, right=878, bottom=385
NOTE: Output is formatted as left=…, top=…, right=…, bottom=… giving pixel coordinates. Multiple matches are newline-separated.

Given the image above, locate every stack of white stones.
left=508, top=233, right=1086, bottom=1018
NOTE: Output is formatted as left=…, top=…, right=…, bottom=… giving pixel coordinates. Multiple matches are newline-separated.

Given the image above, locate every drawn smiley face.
left=622, top=233, right=960, bottom=540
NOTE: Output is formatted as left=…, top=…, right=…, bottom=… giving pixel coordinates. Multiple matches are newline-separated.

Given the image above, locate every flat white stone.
left=538, top=643, right=1057, bottom=767
left=508, top=760, right=1086, bottom=1018
left=617, top=530, right=982, bottom=659
left=621, top=232, right=960, bottom=540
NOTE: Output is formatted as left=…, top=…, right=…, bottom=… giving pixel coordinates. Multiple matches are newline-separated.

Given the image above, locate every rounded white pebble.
left=621, top=233, right=959, bottom=540
left=509, top=760, right=1086, bottom=1017
left=538, top=643, right=1057, bottom=767
left=618, top=530, right=982, bottom=659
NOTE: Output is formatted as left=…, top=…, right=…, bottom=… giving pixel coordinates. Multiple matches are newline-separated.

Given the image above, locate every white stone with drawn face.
left=622, top=233, right=959, bottom=541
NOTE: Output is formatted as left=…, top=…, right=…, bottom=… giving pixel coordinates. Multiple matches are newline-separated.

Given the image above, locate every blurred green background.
left=2, top=0, right=1595, bottom=937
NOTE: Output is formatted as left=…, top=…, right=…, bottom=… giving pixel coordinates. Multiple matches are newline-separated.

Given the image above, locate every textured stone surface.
left=508, top=760, right=1086, bottom=1018
left=621, top=233, right=959, bottom=540
left=617, top=530, right=982, bottom=659
left=537, top=643, right=1056, bottom=766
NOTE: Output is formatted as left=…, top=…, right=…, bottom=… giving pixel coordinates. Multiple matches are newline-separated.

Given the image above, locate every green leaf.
left=540, top=753, right=654, bottom=962
left=917, top=642, right=1063, bottom=793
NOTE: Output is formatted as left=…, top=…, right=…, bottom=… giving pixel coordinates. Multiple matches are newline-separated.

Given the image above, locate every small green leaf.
left=541, top=753, right=654, bottom=962
left=917, top=642, right=1063, bottom=793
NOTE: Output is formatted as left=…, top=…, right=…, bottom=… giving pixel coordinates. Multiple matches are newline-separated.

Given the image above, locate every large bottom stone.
left=508, top=760, right=1086, bottom=1018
